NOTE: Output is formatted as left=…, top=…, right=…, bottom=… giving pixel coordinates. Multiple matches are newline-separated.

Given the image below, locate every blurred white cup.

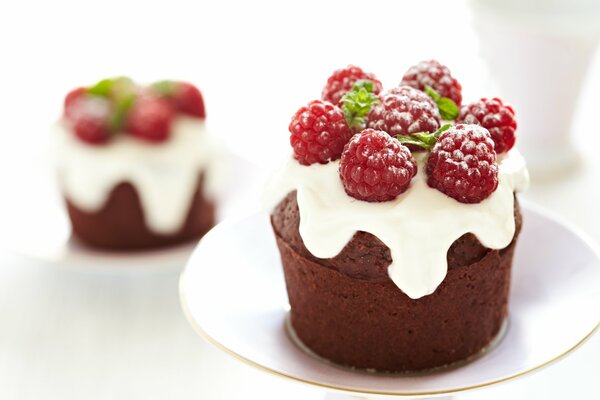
left=469, top=0, right=600, bottom=177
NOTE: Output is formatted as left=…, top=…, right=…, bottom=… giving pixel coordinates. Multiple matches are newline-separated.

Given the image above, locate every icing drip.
left=265, top=150, right=529, bottom=299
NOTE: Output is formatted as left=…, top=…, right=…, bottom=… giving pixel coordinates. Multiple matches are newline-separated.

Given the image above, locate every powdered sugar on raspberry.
left=367, top=86, right=441, bottom=137
left=457, top=98, right=517, bottom=153
left=401, top=60, right=463, bottom=106
left=340, top=129, right=417, bottom=202
left=289, top=100, right=352, bottom=165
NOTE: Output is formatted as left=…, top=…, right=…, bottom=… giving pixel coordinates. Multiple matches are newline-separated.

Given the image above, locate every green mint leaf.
left=88, top=77, right=135, bottom=102
left=341, top=80, right=380, bottom=130
left=434, top=123, right=452, bottom=138
left=343, top=108, right=361, bottom=129
left=396, top=134, right=432, bottom=150
left=152, top=80, right=177, bottom=96
left=423, top=85, right=459, bottom=120
left=109, top=93, right=136, bottom=132
left=412, top=131, right=437, bottom=147
left=396, top=124, right=453, bottom=151
left=88, top=78, right=114, bottom=97
left=437, top=98, right=459, bottom=120
left=111, top=77, right=136, bottom=101
left=424, top=85, right=441, bottom=102
left=352, top=79, right=374, bottom=93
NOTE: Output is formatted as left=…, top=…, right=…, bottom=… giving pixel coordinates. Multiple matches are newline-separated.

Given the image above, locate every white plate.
left=0, top=153, right=262, bottom=271
left=180, top=202, right=600, bottom=397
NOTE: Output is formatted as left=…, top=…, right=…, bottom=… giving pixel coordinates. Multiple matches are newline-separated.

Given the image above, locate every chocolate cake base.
left=271, top=192, right=521, bottom=373
left=66, top=175, right=215, bottom=250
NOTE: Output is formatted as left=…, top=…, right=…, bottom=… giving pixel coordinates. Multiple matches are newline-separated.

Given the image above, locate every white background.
left=0, top=0, right=599, bottom=399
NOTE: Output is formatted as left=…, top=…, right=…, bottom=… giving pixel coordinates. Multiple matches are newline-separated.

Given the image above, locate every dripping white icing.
left=54, top=116, right=221, bottom=235
left=265, top=150, right=529, bottom=299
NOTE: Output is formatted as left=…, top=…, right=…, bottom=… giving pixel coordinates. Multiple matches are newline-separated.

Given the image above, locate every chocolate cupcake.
left=55, top=77, right=219, bottom=250
left=266, top=63, right=529, bottom=372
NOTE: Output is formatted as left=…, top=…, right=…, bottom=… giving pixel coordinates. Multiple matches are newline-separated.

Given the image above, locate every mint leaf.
left=424, top=85, right=440, bottom=102
left=396, top=135, right=431, bottom=150
left=111, top=77, right=136, bottom=101
left=396, top=124, right=453, bottom=151
left=109, top=94, right=136, bottom=132
left=437, top=98, right=459, bottom=120
left=341, top=79, right=380, bottom=130
left=151, top=80, right=177, bottom=96
left=423, top=85, right=459, bottom=121
left=412, top=132, right=437, bottom=147
left=396, top=132, right=435, bottom=151
left=87, top=77, right=137, bottom=132
left=88, top=79, right=114, bottom=97
left=434, top=123, right=452, bottom=138
left=352, top=79, right=374, bottom=93
left=88, top=77, right=135, bottom=102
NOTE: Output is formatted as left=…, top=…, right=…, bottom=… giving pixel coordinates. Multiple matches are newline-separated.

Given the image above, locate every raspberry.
left=174, top=82, right=206, bottom=118
left=457, top=98, right=516, bottom=153
left=366, top=86, right=441, bottom=138
left=289, top=100, right=353, bottom=165
left=151, top=81, right=205, bottom=118
left=64, top=87, right=87, bottom=120
left=401, top=60, right=462, bottom=106
left=126, top=95, right=175, bottom=142
left=68, top=96, right=113, bottom=144
left=322, top=65, right=383, bottom=105
left=73, top=116, right=111, bottom=144
left=339, top=129, right=417, bottom=202
left=427, top=124, right=498, bottom=204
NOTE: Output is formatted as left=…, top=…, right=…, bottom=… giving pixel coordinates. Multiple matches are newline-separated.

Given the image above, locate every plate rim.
left=179, top=200, right=600, bottom=396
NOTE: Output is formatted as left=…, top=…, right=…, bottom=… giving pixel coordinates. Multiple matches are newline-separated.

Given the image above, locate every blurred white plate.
left=180, top=201, right=600, bottom=397
left=0, top=153, right=261, bottom=271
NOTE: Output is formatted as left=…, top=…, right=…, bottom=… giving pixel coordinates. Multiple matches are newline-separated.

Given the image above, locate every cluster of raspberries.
left=63, top=77, right=205, bottom=144
left=288, top=61, right=518, bottom=204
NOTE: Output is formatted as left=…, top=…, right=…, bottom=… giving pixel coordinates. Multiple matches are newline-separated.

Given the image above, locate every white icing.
left=265, top=150, right=529, bottom=299
left=54, top=116, right=221, bottom=234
